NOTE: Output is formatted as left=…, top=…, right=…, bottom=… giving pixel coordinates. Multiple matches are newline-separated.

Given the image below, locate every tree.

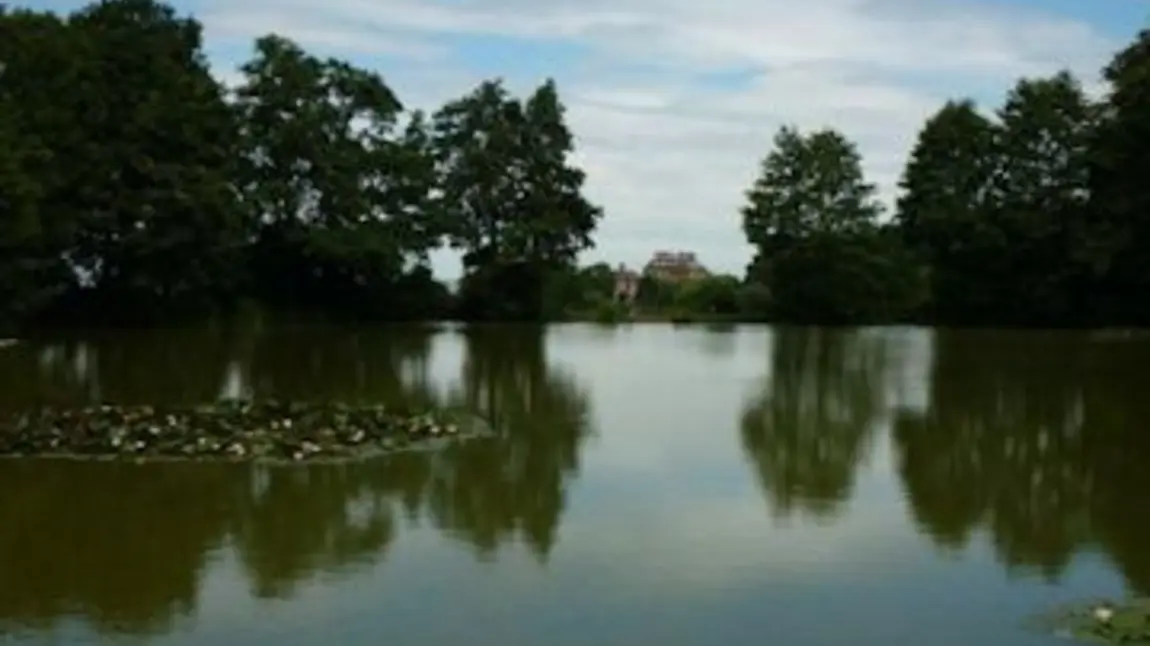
left=1090, top=29, right=1150, bottom=324
left=60, top=0, right=245, bottom=322
left=894, top=100, right=1001, bottom=322
left=4, top=0, right=248, bottom=325
left=897, top=74, right=1103, bottom=326
left=0, top=7, right=88, bottom=330
left=542, top=262, right=617, bottom=316
left=990, top=71, right=1099, bottom=324
left=896, top=100, right=998, bottom=258
left=634, top=274, right=676, bottom=312
left=742, top=126, right=880, bottom=257
left=233, top=35, right=443, bottom=319
left=673, top=274, right=741, bottom=316
left=432, top=78, right=602, bottom=320
left=740, top=126, right=919, bottom=323
left=519, top=80, right=601, bottom=264
left=0, top=90, right=53, bottom=333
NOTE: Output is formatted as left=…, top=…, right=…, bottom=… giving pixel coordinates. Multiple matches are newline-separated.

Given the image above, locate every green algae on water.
left=0, top=399, right=490, bottom=463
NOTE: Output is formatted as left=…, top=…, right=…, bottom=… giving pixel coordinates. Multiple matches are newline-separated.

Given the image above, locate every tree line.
left=741, top=31, right=1150, bottom=326
left=1, top=0, right=1148, bottom=330
left=0, top=0, right=602, bottom=331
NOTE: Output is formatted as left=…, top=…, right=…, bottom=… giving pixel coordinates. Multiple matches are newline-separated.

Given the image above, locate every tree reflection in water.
left=430, top=325, right=592, bottom=559
left=0, top=461, right=234, bottom=637
left=893, top=330, right=1150, bottom=593
left=0, top=322, right=593, bottom=635
left=740, top=327, right=891, bottom=520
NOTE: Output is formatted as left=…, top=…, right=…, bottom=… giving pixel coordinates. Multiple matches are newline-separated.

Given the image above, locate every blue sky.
left=24, top=0, right=1149, bottom=278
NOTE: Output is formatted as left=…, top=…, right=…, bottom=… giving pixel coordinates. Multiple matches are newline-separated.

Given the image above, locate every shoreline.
left=0, top=400, right=493, bottom=463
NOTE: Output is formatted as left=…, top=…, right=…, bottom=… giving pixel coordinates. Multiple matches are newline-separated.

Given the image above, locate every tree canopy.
left=2, top=0, right=1150, bottom=329
left=740, top=126, right=923, bottom=323
left=431, top=78, right=603, bottom=320
left=0, top=0, right=601, bottom=331
left=738, top=30, right=1150, bottom=326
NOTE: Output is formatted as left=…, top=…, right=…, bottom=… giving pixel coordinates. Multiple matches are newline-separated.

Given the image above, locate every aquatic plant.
left=1031, top=598, right=1150, bottom=644
left=0, top=400, right=487, bottom=462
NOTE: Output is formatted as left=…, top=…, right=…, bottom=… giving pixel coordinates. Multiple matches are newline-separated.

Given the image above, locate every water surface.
left=1, top=322, right=1148, bottom=645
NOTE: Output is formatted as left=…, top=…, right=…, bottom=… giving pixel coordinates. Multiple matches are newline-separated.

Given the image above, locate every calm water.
left=1, top=322, right=1149, bottom=646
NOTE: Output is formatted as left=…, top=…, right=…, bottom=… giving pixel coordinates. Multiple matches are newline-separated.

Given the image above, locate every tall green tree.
left=898, top=75, right=1101, bottom=325
left=896, top=101, right=997, bottom=257
left=2, top=0, right=246, bottom=326
left=742, top=126, right=880, bottom=257
left=895, top=99, right=1001, bottom=322
left=1090, top=29, right=1150, bottom=324
left=233, top=35, right=443, bottom=319
left=990, top=71, right=1098, bottom=324
left=0, top=89, right=53, bottom=333
left=432, top=78, right=602, bottom=320
left=0, top=8, right=85, bottom=330
left=62, top=0, right=244, bottom=322
left=741, top=126, right=921, bottom=323
left=520, top=80, right=600, bottom=263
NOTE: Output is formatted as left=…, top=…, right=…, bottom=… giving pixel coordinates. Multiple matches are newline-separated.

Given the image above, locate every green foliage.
left=0, top=1, right=600, bottom=329
left=88, top=0, right=241, bottom=321
left=0, top=0, right=245, bottom=325
left=591, top=299, right=630, bottom=323
left=432, top=78, right=603, bottom=321
left=896, top=99, right=1000, bottom=322
left=742, top=126, right=881, bottom=256
left=672, top=274, right=741, bottom=317
left=1089, top=29, right=1150, bottom=324
left=0, top=7, right=83, bottom=332
left=619, top=272, right=755, bottom=322
left=740, top=125, right=922, bottom=323
left=895, top=71, right=1109, bottom=326
left=3, top=1, right=1150, bottom=329
left=731, top=30, right=1150, bottom=327
left=735, top=281, right=772, bottom=322
left=634, top=274, right=674, bottom=311
left=990, top=72, right=1098, bottom=324
left=0, top=87, right=53, bottom=332
left=231, top=34, right=445, bottom=320
left=545, top=262, right=618, bottom=318
left=896, top=99, right=998, bottom=258
left=760, top=232, right=925, bottom=324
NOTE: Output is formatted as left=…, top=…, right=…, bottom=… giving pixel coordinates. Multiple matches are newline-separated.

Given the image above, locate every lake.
left=1, top=322, right=1149, bottom=646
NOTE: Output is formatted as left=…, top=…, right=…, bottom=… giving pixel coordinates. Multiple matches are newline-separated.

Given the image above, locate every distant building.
left=642, top=250, right=709, bottom=283
left=613, top=264, right=640, bottom=303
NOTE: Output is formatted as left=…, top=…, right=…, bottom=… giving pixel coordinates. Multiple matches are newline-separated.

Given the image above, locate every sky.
left=27, top=0, right=1150, bottom=279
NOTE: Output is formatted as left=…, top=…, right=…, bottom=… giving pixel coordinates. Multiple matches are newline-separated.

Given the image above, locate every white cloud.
left=197, top=0, right=1124, bottom=277
left=208, top=9, right=446, bottom=60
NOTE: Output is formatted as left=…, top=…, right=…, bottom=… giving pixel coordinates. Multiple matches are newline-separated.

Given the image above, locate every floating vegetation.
left=0, top=400, right=490, bottom=463
left=1030, top=598, right=1150, bottom=644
